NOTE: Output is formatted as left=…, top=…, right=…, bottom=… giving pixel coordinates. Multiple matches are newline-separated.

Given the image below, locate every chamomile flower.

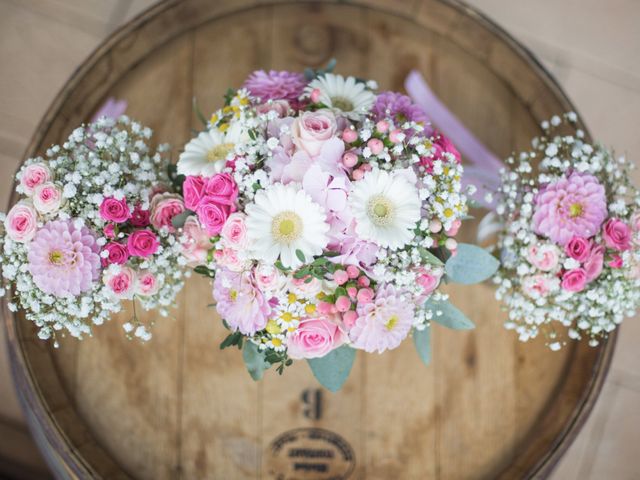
left=306, top=74, right=376, bottom=120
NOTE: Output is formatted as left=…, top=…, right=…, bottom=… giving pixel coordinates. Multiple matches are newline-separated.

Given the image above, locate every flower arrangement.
left=175, top=67, right=497, bottom=389
left=0, top=116, right=187, bottom=344
left=492, top=113, right=640, bottom=349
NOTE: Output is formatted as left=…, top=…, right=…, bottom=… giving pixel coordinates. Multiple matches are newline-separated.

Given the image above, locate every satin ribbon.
left=91, top=97, right=128, bottom=122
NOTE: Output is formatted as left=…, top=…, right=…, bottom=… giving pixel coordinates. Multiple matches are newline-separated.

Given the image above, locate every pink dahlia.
left=349, top=284, right=414, bottom=353
left=28, top=220, right=101, bottom=297
left=532, top=172, right=607, bottom=246
left=372, top=91, right=429, bottom=126
left=243, top=70, right=307, bottom=104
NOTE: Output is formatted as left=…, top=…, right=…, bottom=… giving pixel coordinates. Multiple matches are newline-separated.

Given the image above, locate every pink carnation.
left=150, top=193, right=185, bottom=232
left=286, top=316, right=345, bottom=359
left=99, top=197, right=131, bottom=223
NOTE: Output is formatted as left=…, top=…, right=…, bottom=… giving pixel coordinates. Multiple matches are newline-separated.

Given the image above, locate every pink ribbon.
left=91, top=97, right=128, bottom=122
left=405, top=70, right=502, bottom=208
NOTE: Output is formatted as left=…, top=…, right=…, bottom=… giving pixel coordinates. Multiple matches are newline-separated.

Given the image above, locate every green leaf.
left=413, top=324, right=431, bottom=366
left=295, top=249, right=306, bottom=263
left=171, top=210, right=192, bottom=229
left=425, top=299, right=475, bottom=330
left=418, top=247, right=444, bottom=266
left=307, top=345, right=356, bottom=392
left=194, top=265, right=215, bottom=278
left=242, top=342, right=270, bottom=381
left=192, top=97, right=208, bottom=127
left=445, top=243, right=499, bottom=284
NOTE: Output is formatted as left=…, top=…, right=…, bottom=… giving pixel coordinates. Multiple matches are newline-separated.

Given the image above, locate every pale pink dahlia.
left=372, top=91, right=429, bottom=125
left=243, top=70, right=307, bottom=103
left=349, top=284, right=414, bottom=353
left=533, top=172, right=607, bottom=246
left=28, top=220, right=101, bottom=297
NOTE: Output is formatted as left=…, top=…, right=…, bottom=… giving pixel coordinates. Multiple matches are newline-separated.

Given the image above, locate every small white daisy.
left=306, top=73, right=376, bottom=120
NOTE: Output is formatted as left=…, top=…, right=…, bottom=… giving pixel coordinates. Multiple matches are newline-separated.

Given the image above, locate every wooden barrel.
left=3, top=0, right=615, bottom=478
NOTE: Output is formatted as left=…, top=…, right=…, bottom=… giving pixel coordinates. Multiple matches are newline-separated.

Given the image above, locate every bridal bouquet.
left=176, top=67, right=497, bottom=389
left=493, top=113, right=640, bottom=349
left=0, top=116, right=187, bottom=344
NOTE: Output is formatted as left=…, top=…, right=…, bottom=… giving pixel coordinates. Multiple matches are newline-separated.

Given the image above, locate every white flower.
left=245, top=184, right=329, bottom=269
left=305, top=74, right=376, bottom=120
left=177, top=123, right=248, bottom=176
left=350, top=169, right=421, bottom=250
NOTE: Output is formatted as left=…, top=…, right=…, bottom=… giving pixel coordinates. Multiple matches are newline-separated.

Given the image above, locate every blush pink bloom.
left=213, top=247, right=247, bottom=272
left=561, top=268, right=588, bottom=292
left=180, top=216, right=210, bottom=266
left=584, top=245, right=605, bottom=282
left=136, top=271, right=160, bottom=296
left=183, top=176, right=206, bottom=210
left=212, top=268, right=271, bottom=335
left=602, top=218, right=632, bottom=251
left=28, top=220, right=101, bottom=297
left=127, top=229, right=159, bottom=257
left=220, top=213, right=249, bottom=250
left=286, top=316, right=345, bottom=359
left=253, top=263, right=285, bottom=294
left=32, top=182, right=63, bottom=214
left=103, top=266, right=137, bottom=299
left=99, top=197, right=131, bottom=223
left=415, top=266, right=443, bottom=301
left=532, top=172, right=607, bottom=246
left=289, top=275, right=323, bottom=299
left=150, top=193, right=185, bottom=232
left=522, top=274, right=558, bottom=299
left=20, top=163, right=52, bottom=196
left=130, top=204, right=151, bottom=227
left=101, top=242, right=129, bottom=267
left=630, top=212, right=640, bottom=232
left=256, top=99, right=291, bottom=118
left=291, top=110, right=337, bottom=157
left=5, top=202, right=38, bottom=243
left=564, top=236, right=591, bottom=262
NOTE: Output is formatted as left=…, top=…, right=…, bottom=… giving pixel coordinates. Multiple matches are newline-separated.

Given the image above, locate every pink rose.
left=527, top=244, right=560, bottom=272
left=253, top=263, right=285, bottom=293
left=432, top=131, right=461, bottom=163
left=584, top=245, right=605, bottom=282
left=213, top=247, right=247, bottom=272
left=20, top=163, right=52, bottom=196
left=33, top=183, right=63, bottom=214
left=289, top=275, right=322, bottom=298
left=291, top=110, right=337, bottom=157
left=522, top=274, right=558, bottom=299
left=630, top=212, right=640, bottom=232
left=286, top=316, right=345, bottom=359
left=256, top=100, right=291, bottom=118
left=127, top=230, right=159, bottom=257
left=205, top=173, right=238, bottom=206
left=196, top=199, right=232, bottom=236
left=181, top=216, right=211, bottom=266
left=5, top=202, right=38, bottom=243
left=150, top=193, right=185, bottom=232
left=183, top=176, right=206, bottom=210
left=99, top=197, right=131, bottom=223
left=101, top=242, right=129, bottom=267
left=608, top=254, right=623, bottom=269
left=561, top=268, right=588, bottom=292
left=415, top=266, right=443, bottom=300
left=130, top=204, right=150, bottom=227
left=221, top=213, right=248, bottom=249
left=104, top=223, right=116, bottom=239
left=136, top=271, right=160, bottom=296
left=103, top=266, right=136, bottom=299
left=565, top=236, right=591, bottom=262
left=603, top=218, right=632, bottom=251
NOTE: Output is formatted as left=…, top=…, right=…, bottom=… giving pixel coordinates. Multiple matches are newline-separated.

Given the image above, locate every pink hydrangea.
left=532, top=172, right=607, bottom=246
left=27, top=220, right=101, bottom=297
left=243, top=70, right=307, bottom=104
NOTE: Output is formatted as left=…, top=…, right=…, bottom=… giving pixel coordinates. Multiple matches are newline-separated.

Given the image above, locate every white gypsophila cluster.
left=494, top=113, right=640, bottom=349
left=0, top=116, right=186, bottom=344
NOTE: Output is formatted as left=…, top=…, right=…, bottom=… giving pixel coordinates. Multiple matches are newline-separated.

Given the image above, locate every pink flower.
left=150, top=193, right=185, bottom=232
left=603, top=218, right=632, bottom=251
left=183, top=176, right=206, bottom=210
left=564, top=236, right=591, bottom=262
left=32, top=183, right=63, bottom=214
left=243, top=70, right=307, bottom=104
left=289, top=275, right=323, bottom=298
left=415, top=267, right=443, bottom=301
left=212, top=268, right=270, bottom=335
left=137, top=271, right=160, bottom=296
left=253, top=263, right=285, bottom=293
left=205, top=173, right=239, bottom=205
left=608, top=254, right=623, bottom=269
left=584, top=245, right=605, bottom=282
left=522, top=274, right=558, bottom=299
left=196, top=199, right=232, bottom=236
left=213, top=247, right=248, bottom=272
left=20, top=163, right=52, bottom=196
left=630, top=212, right=640, bottom=232
left=103, top=266, right=136, bottom=299
left=104, top=224, right=116, bottom=239
left=286, top=316, right=345, bottom=359
left=532, top=172, right=607, bottom=246
left=256, top=100, right=291, bottom=118
left=4, top=202, right=38, bottom=243
left=561, top=268, right=588, bottom=292
left=99, top=197, right=131, bottom=223
left=220, top=212, right=248, bottom=249
left=432, top=131, right=461, bottom=163
left=127, top=230, right=159, bottom=257
left=130, top=204, right=150, bottom=227
left=291, top=110, right=337, bottom=157
left=28, top=220, right=100, bottom=297
left=180, top=216, right=210, bottom=266
left=101, top=242, right=129, bottom=267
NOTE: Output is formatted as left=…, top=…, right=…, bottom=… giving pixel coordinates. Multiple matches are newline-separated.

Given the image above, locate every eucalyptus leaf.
left=418, top=247, right=444, bottom=266
left=171, top=210, right=193, bottom=229
left=413, top=324, right=431, bottom=366
left=242, top=342, right=271, bottom=381
left=425, top=298, right=475, bottom=330
left=445, top=243, right=499, bottom=284
left=307, top=345, right=356, bottom=392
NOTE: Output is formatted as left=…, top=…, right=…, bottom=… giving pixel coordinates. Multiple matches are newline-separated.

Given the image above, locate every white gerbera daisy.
left=350, top=169, right=421, bottom=250
left=245, top=184, right=329, bottom=269
left=306, top=74, right=376, bottom=120
left=177, top=122, right=248, bottom=176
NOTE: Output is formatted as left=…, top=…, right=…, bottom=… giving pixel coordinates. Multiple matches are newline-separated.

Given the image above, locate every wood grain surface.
left=2, top=0, right=615, bottom=479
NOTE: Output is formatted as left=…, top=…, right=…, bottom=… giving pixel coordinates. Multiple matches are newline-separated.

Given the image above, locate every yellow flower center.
left=385, top=315, right=399, bottom=331
left=305, top=304, right=316, bottom=314
left=280, top=312, right=294, bottom=323
left=331, top=96, right=354, bottom=112
left=367, top=195, right=395, bottom=227
left=49, top=250, right=65, bottom=265
left=229, top=289, right=238, bottom=301
left=271, top=211, right=303, bottom=243
left=207, top=143, right=234, bottom=163
left=271, top=337, right=283, bottom=348
left=266, top=320, right=282, bottom=335
left=569, top=202, right=583, bottom=218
